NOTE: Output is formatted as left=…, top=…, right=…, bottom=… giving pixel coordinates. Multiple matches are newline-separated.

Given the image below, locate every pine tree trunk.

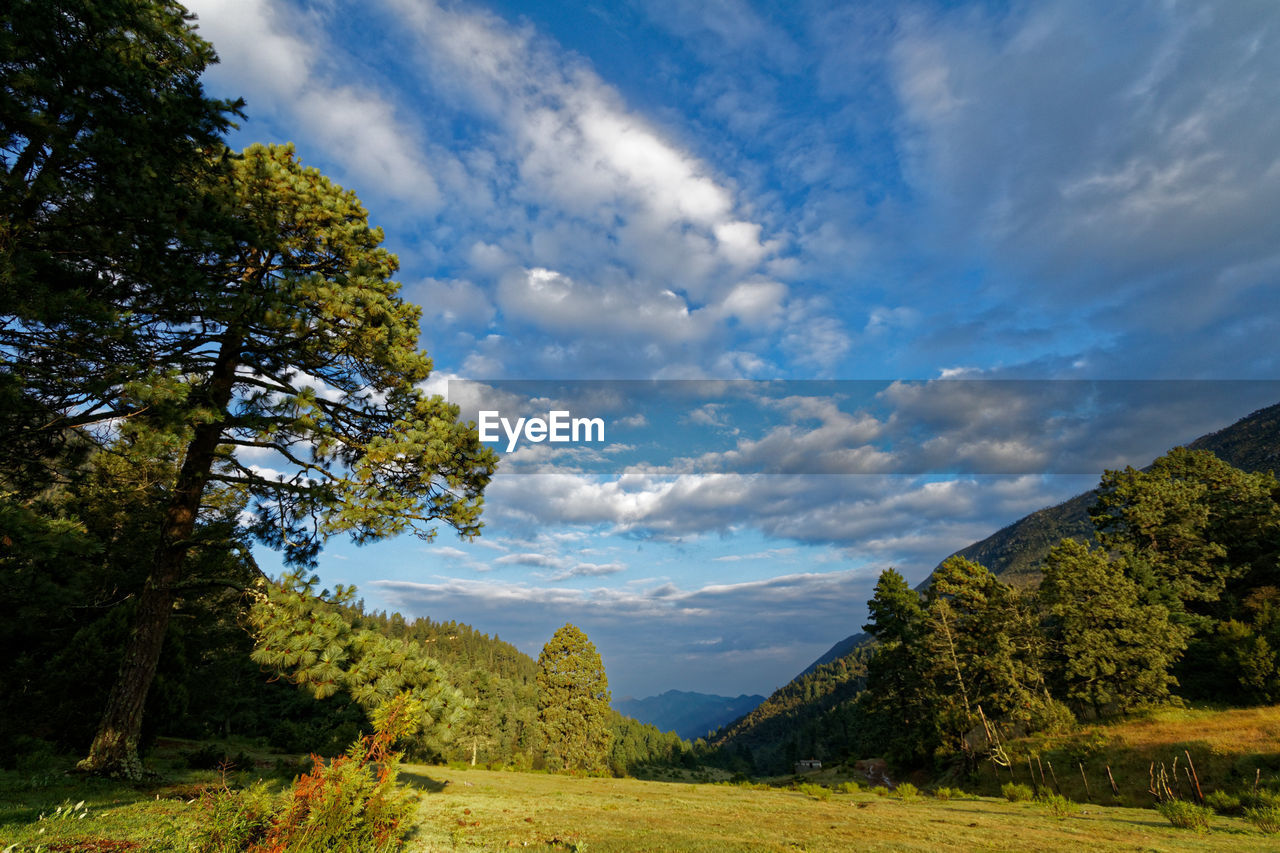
left=77, top=335, right=240, bottom=777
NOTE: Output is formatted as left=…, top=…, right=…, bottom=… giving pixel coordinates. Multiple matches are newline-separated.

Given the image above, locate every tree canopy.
left=1, top=0, right=240, bottom=490
left=537, top=624, right=613, bottom=774
left=77, top=142, right=496, bottom=777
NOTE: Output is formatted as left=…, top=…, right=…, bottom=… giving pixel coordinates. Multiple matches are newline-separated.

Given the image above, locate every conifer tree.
left=536, top=624, right=613, bottom=773
left=919, top=557, right=1052, bottom=751
left=1091, top=447, right=1280, bottom=622
left=1, top=0, right=240, bottom=489
left=857, top=568, right=936, bottom=765
left=247, top=571, right=467, bottom=748
left=1039, top=538, right=1188, bottom=715
left=78, top=144, right=496, bottom=777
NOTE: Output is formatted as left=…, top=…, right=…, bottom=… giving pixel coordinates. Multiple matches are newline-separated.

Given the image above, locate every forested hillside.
left=714, top=403, right=1280, bottom=774
left=801, top=402, right=1280, bottom=679
left=709, top=650, right=870, bottom=774
left=0, top=538, right=687, bottom=774
left=940, top=401, right=1280, bottom=586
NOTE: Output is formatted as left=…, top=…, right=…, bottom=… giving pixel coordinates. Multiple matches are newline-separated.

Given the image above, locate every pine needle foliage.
left=248, top=571, right=467, bottom=749
left=191, top=694, right=421, bottom=853
left=537, top=624, right=613, bottom=774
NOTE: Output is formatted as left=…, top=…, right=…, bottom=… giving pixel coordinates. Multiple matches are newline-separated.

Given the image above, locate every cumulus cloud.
left=481, top=469, right=1085, bottom=579
left=369, top=0, right=846, bottom=376
left=188, top=0, right=443, bottom=206
left=463, top=378, right=1278, bottom=578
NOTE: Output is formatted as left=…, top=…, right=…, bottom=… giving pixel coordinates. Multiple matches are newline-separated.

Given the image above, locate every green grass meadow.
left=4, top=758, right=1277, bottom=852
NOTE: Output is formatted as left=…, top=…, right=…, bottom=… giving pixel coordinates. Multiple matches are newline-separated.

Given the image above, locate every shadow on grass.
left=0, top=769, right=171, bottom=827
left=400, top=769, right=449, bottom=793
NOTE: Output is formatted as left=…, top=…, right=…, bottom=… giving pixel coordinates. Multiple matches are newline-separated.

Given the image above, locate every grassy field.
left=964, top=705, right=1280, bottom=804
left=403, top=764, right=1276, bottom=852
left=4, top=758, right=1276, bottom=852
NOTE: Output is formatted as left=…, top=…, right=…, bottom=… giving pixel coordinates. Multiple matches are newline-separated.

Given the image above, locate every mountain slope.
left=716, top=401, right=1280, bottom=768
left=709, top=651, right=869, bottom=773
left=805, top=400, right=1280, bottom=673
left=941, top=400, right=1280, bottom=586
left=799, top=632, right=868, bottom=678
left=614, top=690, right=764, bottom=741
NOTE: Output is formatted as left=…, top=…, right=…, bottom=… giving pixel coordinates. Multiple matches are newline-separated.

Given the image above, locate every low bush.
left=190, top=780, right=278, bottom=852
left=1244, top=805, right=1280, bottom=834
left=932, top=787, right=963, bottom=801
left=189, top=694, right=421, bottom=853
left=796, top=782, right=830, bottom=801
left=894, top=782, right=920, bottom=802
left=1204, top=789, right=1242, bottom=815
left=834, top=781, right=861, bottom=795
left=1157, top=799, right=1212, bottom=832
left=1037, top=793, right=1078, bottom=819
left=1242, top=788, right=1280, bottom=810
left=1001, top=782, right=1034, bottom=802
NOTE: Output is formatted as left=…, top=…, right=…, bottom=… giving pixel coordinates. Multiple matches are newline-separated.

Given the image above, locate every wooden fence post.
left=1184, top=750, right=1204, bottom=805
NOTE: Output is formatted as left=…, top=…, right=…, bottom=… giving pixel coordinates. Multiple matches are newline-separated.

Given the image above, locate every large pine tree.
left=1, top=0, right=240, bottom=490
left=1039, top=538, right=1188, bottom=715
left=536, top=624, right=613, bottom=774
left=77, top=144, right=496, bottom=777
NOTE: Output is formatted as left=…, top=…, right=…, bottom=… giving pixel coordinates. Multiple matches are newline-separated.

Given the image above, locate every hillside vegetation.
left=714, top=402, right=1280, bottom=777
left=969, top=705, right=1280, bottom=803
left=946, top=401, right=1280, bottom=587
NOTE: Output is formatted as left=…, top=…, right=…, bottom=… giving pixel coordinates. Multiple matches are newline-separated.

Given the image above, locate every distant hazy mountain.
left=614, top=690, right=765, bottom=741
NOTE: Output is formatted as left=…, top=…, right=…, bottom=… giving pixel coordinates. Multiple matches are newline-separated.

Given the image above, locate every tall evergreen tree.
left=1092, top=447, right=1280, bottom=622
left=78, top=144, right=496, bottom=778
left=856, top=568, right=936, bottom=765
left=1039, top=538, right=1188, bottom=715
left=1091, top=448, right=1280, bottom=701
left=1, top=0, right=240, bottom=490
left=916, top=557, right=1054, bottom=757
left=536, top=624, right=612, bottom=774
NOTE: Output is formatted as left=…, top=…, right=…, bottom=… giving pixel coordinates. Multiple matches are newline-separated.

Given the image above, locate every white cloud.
left=368, top=0, right=841, bottom=374
left=189, top=0, right=442, bottom=206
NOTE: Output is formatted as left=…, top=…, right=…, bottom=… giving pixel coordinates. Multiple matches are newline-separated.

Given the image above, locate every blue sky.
left=188, top=0, right=1280, bottom=699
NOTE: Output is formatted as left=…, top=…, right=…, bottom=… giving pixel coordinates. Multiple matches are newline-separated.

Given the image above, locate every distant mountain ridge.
left=614, top=690, right=765, bottom=741
left=933, top=400, right=1280, bottom=587
left=716, top=401, right=1280, bottom=766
